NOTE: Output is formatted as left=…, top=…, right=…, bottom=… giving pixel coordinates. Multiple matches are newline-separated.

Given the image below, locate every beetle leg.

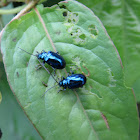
left=67, top=68, right=74, bottom=76
left=70, top=68, right=74, bottom=74
left=41, top=50, right=45, bottom=53
left=36, top=51, right=39, bottom=54
left=57, top=89, right=63, bottom=93
left=42, top=81, right=48, bottom=87
left=35, top=63, right=42, bottom=70
left=57, top=88, right=66, bottom=93
left=35, top=61, right=45, bottom=70
left=61, top=76, right=65, bottom=80
left=56, top=51, right=59, bottom=54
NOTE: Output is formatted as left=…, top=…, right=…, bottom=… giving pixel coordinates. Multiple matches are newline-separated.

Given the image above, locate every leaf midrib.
left=34, top=6, right=99, bottom=139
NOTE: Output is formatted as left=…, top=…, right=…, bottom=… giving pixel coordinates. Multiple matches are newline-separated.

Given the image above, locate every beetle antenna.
left=37, top=59, right=59, bottom=84
left=42, top=84, right=58, bottom=97
left=18, top=47, right=36, bottom=56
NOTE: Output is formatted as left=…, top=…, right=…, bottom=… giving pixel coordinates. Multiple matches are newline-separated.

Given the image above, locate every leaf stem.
left=34, top=7, right=57, bottom=52
left=12, top=0, right=39, bottom=20
left=0, top=5, right=26, bottom=15
left=0, top=0, right=39, bottom=42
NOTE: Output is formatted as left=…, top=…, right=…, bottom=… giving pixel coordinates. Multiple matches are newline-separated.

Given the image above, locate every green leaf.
left=76, top=0, right=140, bottom=102
left=0, top=0, right=138, bottom=140
left=0, top=62, right=42, bottom=140
left=0, top=91, right=2, bottom=103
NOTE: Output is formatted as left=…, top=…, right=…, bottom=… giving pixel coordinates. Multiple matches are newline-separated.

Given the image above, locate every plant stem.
left=0, top=0, right=39, bottom=42
left=0, top=5, right=26, bottom=15
left=13, top=0, right=39, bottom=20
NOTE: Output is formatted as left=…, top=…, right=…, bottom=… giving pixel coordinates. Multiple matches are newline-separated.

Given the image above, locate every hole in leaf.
left=72, top=13, right=79, bottom=24
left=79, top=34, right=86, bottom=40
left=88, top=24, right=98, bottom=36
left=64, top=12, right=79, bottom=24
left=69, top=28, right=86, bottom=44
left=59, top=5, right=67, bottom=9
left=73, top=13, right=78, bottom=17
left=68, top=19, right=71, bottom=23
left=63, top=11, right=67, bottom=17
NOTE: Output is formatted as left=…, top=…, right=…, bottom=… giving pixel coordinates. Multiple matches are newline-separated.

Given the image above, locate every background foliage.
left=76, top=0, right=140, bottom=102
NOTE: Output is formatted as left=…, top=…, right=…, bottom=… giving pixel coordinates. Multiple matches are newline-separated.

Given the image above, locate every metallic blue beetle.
left=37, top=50, right=66, bottom=69
left=42, top=72, right=87, bottom=96
left=18, top=47, right=66, bottom=69
left=59, top=74, right=86, bottom=89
